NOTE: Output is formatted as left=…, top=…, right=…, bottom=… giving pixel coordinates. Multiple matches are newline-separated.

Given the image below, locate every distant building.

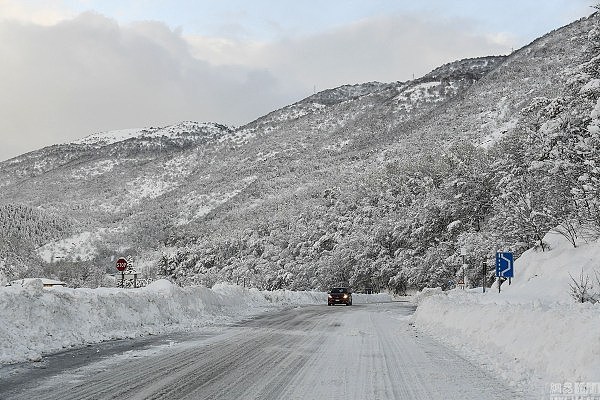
left=6, top=278, right=67, bottom=288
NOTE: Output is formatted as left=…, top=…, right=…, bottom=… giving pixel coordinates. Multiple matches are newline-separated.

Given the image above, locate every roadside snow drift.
left=0, top=281, right=391, bottom=364
left=0, top=281, right=319, bottom=364
left=413, top=232, right=600, bottom=392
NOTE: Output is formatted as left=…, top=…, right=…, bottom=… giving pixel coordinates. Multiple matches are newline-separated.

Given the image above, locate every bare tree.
left=569, top=269, right=596, bottom=303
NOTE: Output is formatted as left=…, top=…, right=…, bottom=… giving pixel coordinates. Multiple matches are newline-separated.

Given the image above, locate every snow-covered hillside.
left=0, top=13, right=598, bottom=304
left=73, top=121, right=232, bottom=147
left=413, top=231, right=600, bottom=395
left=0, top=54, right=502, bottom=287
left=73, top=127, right=144, bottom=146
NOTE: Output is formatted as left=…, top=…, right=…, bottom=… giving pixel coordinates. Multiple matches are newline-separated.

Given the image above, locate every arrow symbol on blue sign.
left=499, top=253, right=512, bottom=276
left=495, top=252, right=514, bottom=278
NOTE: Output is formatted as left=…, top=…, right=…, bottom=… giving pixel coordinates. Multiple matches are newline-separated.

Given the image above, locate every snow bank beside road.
left=0, top=280, right=393, bottom=365
left=413, top=233, right=600, bottom=392
left=352, top=292, right=392, bottom=304
left=0, top=280, right=325, bottom=364
left=414, top=291, right=600, bottom=388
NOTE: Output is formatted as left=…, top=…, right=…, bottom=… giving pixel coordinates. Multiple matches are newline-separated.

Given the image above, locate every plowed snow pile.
left=0, top=280, right=390, bottom=364
left=413, top=231, right=600, bottom=393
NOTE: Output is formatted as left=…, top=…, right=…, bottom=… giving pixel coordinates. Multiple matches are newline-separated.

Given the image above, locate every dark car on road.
left=328, top=287, right=352, bottom=306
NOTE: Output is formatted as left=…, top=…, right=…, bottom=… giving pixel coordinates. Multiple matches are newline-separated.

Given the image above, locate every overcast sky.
left=0, top=0, right=596, bottom=161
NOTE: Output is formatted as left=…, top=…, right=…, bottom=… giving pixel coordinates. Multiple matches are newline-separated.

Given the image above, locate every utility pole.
left=482, top=259, right=486, bottom=293
left=460, top=248, right=467, bottom=289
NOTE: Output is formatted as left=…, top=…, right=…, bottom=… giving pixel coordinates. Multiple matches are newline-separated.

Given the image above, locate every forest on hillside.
left=1, top=14, right=598, bottom=292
left=0, top=204, right=73, bottom=280
left=156, top=17, right=600, bottom=293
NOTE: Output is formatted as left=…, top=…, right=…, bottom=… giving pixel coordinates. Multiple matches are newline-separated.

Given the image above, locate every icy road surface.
left=0, top=302, right=524, bottom=399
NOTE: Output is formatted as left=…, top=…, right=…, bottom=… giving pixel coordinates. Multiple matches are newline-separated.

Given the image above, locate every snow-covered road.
left=0, top=302, right=525, bottom=399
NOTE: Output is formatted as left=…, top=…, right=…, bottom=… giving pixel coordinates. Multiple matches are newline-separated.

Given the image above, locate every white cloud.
left=188, top=13, right=513, bottom=90
left=0, top=12, right=296, bottom=161
left=0, top=0, right=74, bottom=25
left=278, top=14, right=512, bottom=88
left=0, top=9, right=520, bottom=161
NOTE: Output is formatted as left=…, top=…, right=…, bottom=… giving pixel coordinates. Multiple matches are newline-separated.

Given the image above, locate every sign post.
left=495, top=252, right=514, bottom=293
left=482, top=259, right=487, bottom=293
left=460, top=248, right=467, bottom=290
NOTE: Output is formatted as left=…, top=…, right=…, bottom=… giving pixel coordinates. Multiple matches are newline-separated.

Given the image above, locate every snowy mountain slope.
left=161, top=60, right=502, bottom=244
left=232, top=56, right=504, bottom=149
left=397, top=15, right=597, bottom=151
left=74, top=121, right=232, bottom=147
left=0, top=122, right=232, bottom=210
left=0, top=122, right=233, bottom=188
left=0, top=13, right=598, bottom=289
left=150, top=13, right=600, bottom=290
left=1, top=54, right=493, bottom=263
left=0, top=122, right=239, bottom=269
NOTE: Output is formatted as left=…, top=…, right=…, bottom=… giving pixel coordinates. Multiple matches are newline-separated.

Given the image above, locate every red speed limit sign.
left=116, top=257, right=128, bottom=272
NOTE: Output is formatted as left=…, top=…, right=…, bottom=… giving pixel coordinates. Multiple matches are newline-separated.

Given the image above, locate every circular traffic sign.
left=116, top=257, right=128, bottom=272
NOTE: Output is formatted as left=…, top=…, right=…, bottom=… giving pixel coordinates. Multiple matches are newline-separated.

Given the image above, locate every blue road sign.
left=495, top=252, right=514, bottom=278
